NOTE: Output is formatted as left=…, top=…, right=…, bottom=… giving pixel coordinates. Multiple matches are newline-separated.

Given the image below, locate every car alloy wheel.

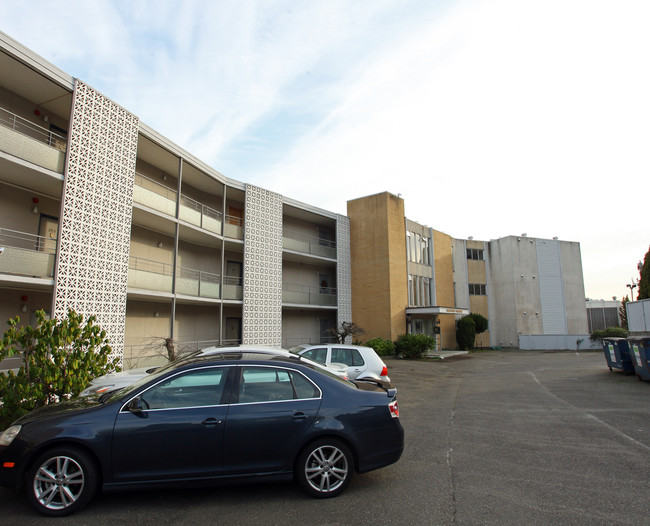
left=297, top=438, right=353, bottom=498
left=26, top=447, right=98, bottom=517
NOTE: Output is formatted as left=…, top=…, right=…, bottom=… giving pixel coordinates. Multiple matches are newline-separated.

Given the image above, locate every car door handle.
left=292, top=412, right=309, bottom=420
left=202, top=418, right=223, bottom=426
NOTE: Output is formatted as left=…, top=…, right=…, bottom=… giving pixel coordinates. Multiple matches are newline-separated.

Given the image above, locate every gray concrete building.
left=0, top=31, right=351, bottom=367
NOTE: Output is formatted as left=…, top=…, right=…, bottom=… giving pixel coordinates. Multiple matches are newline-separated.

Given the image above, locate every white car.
left=80, top=346, right=349, bottom=397
left=290, top=344, right=390, bottom=382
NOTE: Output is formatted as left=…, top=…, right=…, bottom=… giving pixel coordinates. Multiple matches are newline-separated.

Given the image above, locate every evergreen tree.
left=639, top=246, right=650, bottom=300
left=619, top=295, right=629, bottom=330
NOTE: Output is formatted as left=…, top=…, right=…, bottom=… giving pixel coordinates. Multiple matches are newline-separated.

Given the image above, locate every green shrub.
left=456, top=316, right=476, bottom=350
left=590, top=326, right=628, bottom=341
left=365, top=337, right=395, bottom=357
left=394, top=333, right=435, bottom=359
left=468, top=313, right=488, bottom=334
left=0, top=309, right=120, bottom=429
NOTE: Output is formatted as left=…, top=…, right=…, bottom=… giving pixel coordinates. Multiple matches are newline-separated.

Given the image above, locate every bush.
left=0, top=309, right=120, bottom=429
left=468, top=313, right=488, bottom=334
left=394, top=333, right=435, bottom=359
left=456, top=316, right=476, bottom=350
left=590, top=326, right=628, bottom=340
left=365, top=337, right=395, bottom=357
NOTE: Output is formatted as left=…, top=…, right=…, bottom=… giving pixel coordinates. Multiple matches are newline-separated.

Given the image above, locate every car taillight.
left=380, top=365, right=388, bottom=377
left=388, top=400, right=399, bottom=418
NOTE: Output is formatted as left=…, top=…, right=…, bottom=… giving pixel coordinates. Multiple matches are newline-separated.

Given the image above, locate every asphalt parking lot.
left=1, top=350, right=649, bottom=525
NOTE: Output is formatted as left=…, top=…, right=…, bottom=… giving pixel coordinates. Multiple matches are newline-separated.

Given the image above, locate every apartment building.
left=348, top=192, right=588, bottom=349
left=0, top=32, right=350, bottom=366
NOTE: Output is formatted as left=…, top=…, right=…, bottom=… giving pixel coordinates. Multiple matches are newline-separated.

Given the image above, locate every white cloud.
left=1, top=0, right=648, bottom=300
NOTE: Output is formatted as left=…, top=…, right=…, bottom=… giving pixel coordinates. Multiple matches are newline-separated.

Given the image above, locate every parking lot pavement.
left=1, top=350, right=649, bottom=525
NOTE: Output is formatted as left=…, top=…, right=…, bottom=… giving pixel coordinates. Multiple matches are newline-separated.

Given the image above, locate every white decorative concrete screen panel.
left=242, top=185, right=283, bottom=346
left=54, top=80, right=138, bottom=362
left=337, top=214, right=352, bottom=337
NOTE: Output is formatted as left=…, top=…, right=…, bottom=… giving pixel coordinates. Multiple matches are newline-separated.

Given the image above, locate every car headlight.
left=81, top=384, right=115, bottom=397
left=0, top=425, right=21, bottom=446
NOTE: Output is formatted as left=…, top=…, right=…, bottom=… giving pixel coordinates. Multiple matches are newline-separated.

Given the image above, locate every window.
left=238, top=367, right=319, bottom=403
left=140, top=367, right=227, bottom=409
left=469, top=283, right=487, bottom=295
left=302, top=347, right=327, bottom=364
left=331, top=347, right=365, bottom=367
left=407, top=231, right=431, bottom=265
left=467, top=248, right=484, bottom=261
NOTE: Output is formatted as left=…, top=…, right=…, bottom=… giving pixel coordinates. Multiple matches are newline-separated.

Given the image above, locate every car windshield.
left=101, top=352, right=203, bottom=403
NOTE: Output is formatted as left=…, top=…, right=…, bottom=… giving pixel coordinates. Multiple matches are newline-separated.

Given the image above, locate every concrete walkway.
left=426, top=349, right=469, bottom=359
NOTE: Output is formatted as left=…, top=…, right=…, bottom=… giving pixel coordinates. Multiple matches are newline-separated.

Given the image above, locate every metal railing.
left=283, top=229, right=336, bottom=258
left=122, top=339, right=242, bottom=368
left=180, top=194, right=223, bottom=220
left=282, top=282, right=337, bottom=306
left=0, top=228, right=56, bottom=278
left=176, top=266, right=221, bottom=299
left=134, top=172, right=178, bottom=201
left=0, top=106, right=67, bottom=151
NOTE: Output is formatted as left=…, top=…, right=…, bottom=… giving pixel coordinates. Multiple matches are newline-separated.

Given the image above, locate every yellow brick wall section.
left=433, top=230, right=457, bottom=349
left=348, top=193, right=407, bottom=342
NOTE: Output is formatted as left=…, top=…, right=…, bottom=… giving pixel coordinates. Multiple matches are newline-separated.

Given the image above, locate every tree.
left=639, top=246, right=650, bottom=300
left=0, top=309, right=120, bottom=429
left=326, top=322, right=365, bottom=344
left=619, top=295, right=629, bottom=330
left=468, top=313, right=488, bottom=334
left=456, top=316, right=476, bottom=350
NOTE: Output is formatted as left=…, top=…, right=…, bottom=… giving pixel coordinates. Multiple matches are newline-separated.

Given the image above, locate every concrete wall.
left=559, top=240, right=588, bottom=334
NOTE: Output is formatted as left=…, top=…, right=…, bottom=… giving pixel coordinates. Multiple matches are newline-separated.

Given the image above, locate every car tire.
left=25, top=446, right=99, bottom=517
left=296, top=438, right=353, bottom=498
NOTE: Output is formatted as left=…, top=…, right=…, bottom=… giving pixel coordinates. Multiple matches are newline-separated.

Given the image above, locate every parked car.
left=0, top=350, right=403, bottom=516
left=79, top=366, right=159, bottom=396
left=291, top=344, right=390, bottom=382
left=80, top=347, right=349, bottom=397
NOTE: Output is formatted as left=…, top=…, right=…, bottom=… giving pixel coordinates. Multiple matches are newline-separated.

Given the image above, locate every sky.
left=2, top=0, right=648, bottom=301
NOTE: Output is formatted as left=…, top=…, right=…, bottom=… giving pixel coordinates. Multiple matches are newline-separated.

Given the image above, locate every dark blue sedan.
left=0, top=349, right=404, bottom=516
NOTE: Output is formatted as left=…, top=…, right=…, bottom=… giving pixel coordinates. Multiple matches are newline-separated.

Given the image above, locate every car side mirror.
left=127, top=396, right=146, bottom=414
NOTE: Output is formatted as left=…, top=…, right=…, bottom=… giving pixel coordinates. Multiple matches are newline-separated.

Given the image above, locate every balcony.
left=223, top=215, right=244, bottom=240
left=0, top=106, right=66, bottom=173
left=133, top=173, right=244, bottom=240
left=282, top=283, right=337, bottom=307
left=128, top=256, right=173, bottom=293
left=223, top=275, right=243, bottom=300
left=133, top=173, right=177, bottom=216
left=128, top=255, right=242, bottom=300
left=283, top=230, right=336, bottom=259
left=179, top=195, right=222, bottom=236
left=0, top=228, right=55, bottom=279
left=175, top=266, right=220, bottom=299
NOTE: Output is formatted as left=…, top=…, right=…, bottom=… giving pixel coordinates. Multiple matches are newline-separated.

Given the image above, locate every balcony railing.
left=128, top=255, right=243, bottom=300
left=223, top=275, right=243, bottom=300
left=133, top=173, right=178, bottom=216
left=123, top=339, right=223, bottom=368
left=283, top=230, right=336, bottom=259
left=128, top=256, right=174, bottom=293
left=0, top=228, right=56, bottom=279
left=282, top=282, right=337, bottom=306
left=0, top=106, right=67, bottom=173
left=176, top=266, right=221, bottom=299
left=224, top=215, right=244, bottom=240
left=179, top=195, right=222, bottom=235
left=132, top=173, right=244, bottom=240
